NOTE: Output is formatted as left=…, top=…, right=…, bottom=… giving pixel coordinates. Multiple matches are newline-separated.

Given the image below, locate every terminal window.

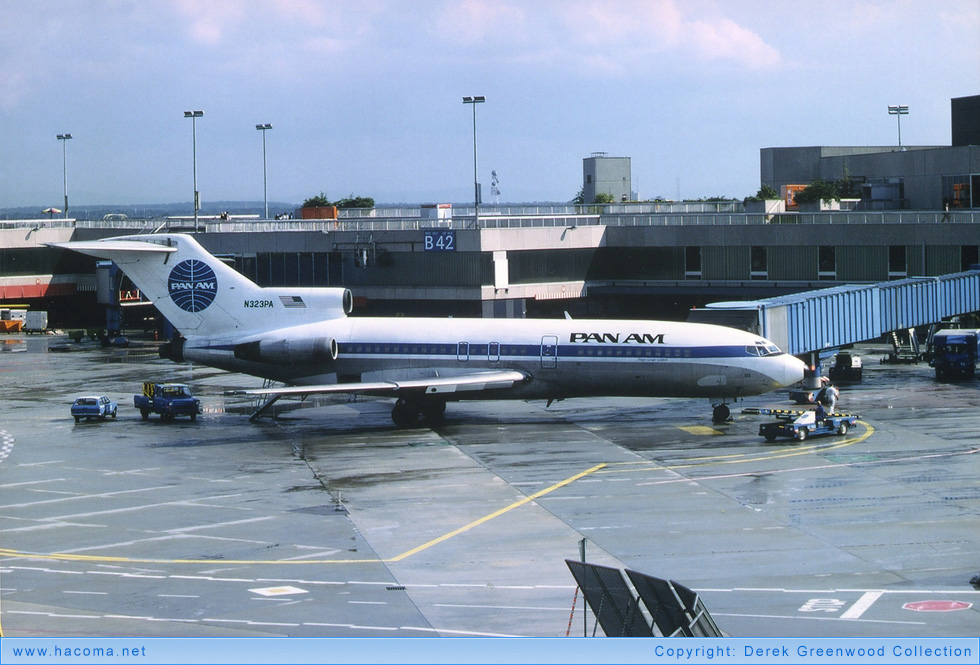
left=750, top=246, right=767, bottom=280
left=818, top=246, right=836, bottom=281
left=685, top=246, right=701, bottom=279
left=942, top=174, right=976, bottom=209
left=962, top=246, right=979, bottom=271
left=888, top=245, right=907, bottom=279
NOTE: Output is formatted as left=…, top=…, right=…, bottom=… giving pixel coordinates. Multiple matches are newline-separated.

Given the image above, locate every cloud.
left=432, top=0, right=529, bottom=44
left=688, top=16, right=781, bottom=69
left=429, top=0, right=782, bottom=76
left=174, top=0, right=246, bottom=45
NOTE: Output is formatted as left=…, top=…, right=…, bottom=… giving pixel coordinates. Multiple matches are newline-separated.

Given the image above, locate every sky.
left=1, top=0, right=978, bottom=211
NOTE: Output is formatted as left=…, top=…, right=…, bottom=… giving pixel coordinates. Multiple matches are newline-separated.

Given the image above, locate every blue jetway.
left=690, top=270, right=980, bottom=357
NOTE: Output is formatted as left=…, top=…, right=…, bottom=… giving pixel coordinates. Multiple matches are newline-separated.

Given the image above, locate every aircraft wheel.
left=796, top=428, right=808, bottom=441
left=421, top=399, right=446, bottom=425
left=837, top=422, right=848, bottom=436
left=712, top=404, right=731, bottom=424
left=391, top=399, right=421, bottom=428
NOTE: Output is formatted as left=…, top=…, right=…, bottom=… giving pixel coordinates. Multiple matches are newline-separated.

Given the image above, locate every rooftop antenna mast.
left=491, top=170, right=500, bottom=205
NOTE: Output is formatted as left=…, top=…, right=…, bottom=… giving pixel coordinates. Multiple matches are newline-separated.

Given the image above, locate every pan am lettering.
left=570, top=332, right=665, bottom=344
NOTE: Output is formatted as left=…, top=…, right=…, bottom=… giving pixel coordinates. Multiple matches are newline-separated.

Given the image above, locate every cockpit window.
left=748, top=342, right=782, bottom=357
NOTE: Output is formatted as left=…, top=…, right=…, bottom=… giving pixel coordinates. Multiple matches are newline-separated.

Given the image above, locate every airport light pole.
left=462, top=96, right=485, bottom=228
left=57, top=133, right=72, bottom=218
left=184, top=110, right=204, bottom=225
left=256, top=123, right=272, bottom=219
left=888, top=105, right=908, bottom=147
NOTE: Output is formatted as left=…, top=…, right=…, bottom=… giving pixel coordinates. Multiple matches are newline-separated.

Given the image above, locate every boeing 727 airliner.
left=54, top=234, right=805, bottom=427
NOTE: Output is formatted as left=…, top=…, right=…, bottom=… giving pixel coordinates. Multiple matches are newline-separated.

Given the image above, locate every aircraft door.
left=488, top=342, right=500, bottom=363
left=540, top=335, right=558, bottom=369
left=457, top=341, right=469, bottom=362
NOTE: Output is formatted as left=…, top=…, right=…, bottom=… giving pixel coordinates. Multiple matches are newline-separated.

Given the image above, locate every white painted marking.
left=63, top=590, right=108, bottom=595
left=86, top=571, right=166, bottom=579
left=249, top=585, right=308, bottom=596
left=434, top=603, right=569, bottom=612
left=275, top=548, right=343, bottom=561
left=841, top=590, right=884, bottom=619
left=0, top=478, right=66, bottom=489
left=165, top=516, right=274, bottom=534
left=0, top=485, right=175, bottom=510
left=715, top=611, right=924, bottom=625
left=158, top=594, right=200, bottom=598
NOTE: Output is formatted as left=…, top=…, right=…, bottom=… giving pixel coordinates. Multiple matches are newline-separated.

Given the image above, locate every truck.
left=757, top=408, right=858, bottom=442
left=827, top=351, right=862, bottom=382
left=134, top=382, right=201, bottom=421
left=24, top=310, right=48, bottom=333
left=928, top=328, right=980, bottom=380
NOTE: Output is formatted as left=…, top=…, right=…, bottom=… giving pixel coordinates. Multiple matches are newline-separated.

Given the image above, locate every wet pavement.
left=1, top=334, right=978, bottom=638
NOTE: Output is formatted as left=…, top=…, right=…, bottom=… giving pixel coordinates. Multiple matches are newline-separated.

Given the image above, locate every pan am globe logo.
left=168, top=260, right=218, bottom=312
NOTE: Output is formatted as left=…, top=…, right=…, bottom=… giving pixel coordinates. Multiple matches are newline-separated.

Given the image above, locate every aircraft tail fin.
left=51, top=234, right=351, bottom=337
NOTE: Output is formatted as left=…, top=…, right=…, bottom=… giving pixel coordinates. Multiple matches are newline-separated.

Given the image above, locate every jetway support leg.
left=804, top=352, right=823, bottom=390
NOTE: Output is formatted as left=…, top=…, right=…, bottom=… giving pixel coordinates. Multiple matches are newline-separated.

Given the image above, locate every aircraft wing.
left=226, top=370, right=529, bottom=398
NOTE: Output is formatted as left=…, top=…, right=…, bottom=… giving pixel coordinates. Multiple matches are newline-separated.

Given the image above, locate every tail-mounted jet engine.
left=233, top=337, right=339, bottom=366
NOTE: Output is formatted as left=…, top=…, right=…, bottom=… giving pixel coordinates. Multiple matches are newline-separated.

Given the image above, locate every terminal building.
left=1, top=96, right=978, bottom=330
left=762, top=94, right=980, bottom=211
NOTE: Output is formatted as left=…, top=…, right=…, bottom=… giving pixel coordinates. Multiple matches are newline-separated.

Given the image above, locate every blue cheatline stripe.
left=207, top=341, right=761, bottom=360
left=334, top=342, right=757, bottom=360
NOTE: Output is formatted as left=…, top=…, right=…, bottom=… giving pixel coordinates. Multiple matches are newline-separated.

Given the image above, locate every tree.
left=302, top=192, right=331, bottom=208
left=794, top=179, right=841, bottom=205
left=593, top=192, right=615, bottom=204
left=745, top=184, right=780, bottom=202
left=334, top=194, right=375, bottom=209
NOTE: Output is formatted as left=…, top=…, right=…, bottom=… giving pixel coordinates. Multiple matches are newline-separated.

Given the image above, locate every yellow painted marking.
left=678, top=425, right=722, bottom=436
left=388, top=463, right=607, bottom=561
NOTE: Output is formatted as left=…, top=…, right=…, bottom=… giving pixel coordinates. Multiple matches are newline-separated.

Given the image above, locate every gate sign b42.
left=424, top=230, right=456, bottom=252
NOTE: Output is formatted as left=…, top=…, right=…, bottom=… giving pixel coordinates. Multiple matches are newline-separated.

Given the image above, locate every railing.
left=337, top=201, right=745, bottom=218
left=51, top=209, right=980, bottom=233
left=0, top=218, right=76, bottom=229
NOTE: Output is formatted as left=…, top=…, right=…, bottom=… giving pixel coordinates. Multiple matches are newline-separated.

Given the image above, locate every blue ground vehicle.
left=134, top=382, right=200, bottom=421
left=929, top=328, right=980, bottom=380
left=757, top=408, right=857, bottom=442
left=71, top=395, right=118, bottom=423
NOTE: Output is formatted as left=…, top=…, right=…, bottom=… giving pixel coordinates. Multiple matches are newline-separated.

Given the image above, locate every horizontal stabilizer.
left=226, top=370, right=528, bottom=398
left=47, top=239, right=178, bottom=255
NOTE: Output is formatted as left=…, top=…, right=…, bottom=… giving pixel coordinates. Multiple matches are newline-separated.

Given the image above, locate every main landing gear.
left=391, top=397, right=447, bottom=428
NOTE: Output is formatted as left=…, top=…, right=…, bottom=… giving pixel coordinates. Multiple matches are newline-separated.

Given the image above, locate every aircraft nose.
left=775, top=354, right=807, bottom=388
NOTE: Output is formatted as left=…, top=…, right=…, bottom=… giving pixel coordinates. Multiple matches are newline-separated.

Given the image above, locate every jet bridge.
left=688, top=270, right=980, bottom=358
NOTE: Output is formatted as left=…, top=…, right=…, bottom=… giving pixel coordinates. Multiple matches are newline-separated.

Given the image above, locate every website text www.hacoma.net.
left=11, top=644, right=147, bottom=659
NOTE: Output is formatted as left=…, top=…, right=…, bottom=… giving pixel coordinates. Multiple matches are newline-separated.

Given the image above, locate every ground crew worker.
left=826, top=384, right=839, bottom=413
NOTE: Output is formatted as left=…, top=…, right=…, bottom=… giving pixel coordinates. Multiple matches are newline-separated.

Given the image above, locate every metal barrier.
left=565, top=560, right=725, bottom=637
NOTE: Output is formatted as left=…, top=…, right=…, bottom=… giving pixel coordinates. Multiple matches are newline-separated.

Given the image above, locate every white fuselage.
left=184, top=316, right=804, bottom=401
